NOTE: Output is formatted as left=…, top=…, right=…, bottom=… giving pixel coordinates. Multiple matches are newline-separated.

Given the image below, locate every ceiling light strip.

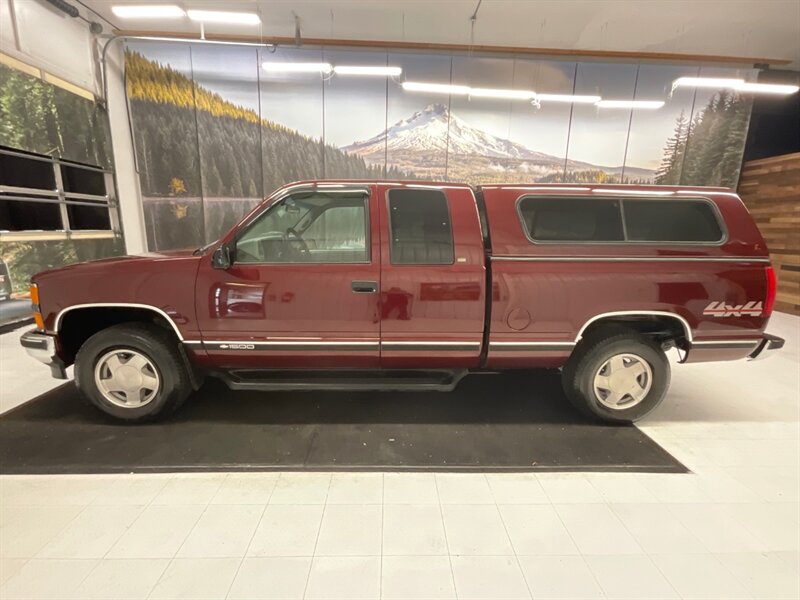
left=186, top=9, right=261, bottom=25
left=595, top=100, right=665, bottom=109
left=333, top=65, right=402, bottom=76
left=262, top=62, right=333, bottom=74
left=111, top=5, right=185, bottom=18
left=672, top=77, right=799, bottom=95
left=534, top=93, right=601, bottom=104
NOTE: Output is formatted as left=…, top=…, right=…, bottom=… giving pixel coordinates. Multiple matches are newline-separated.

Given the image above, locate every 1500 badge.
left=703, top=301, right=763, bottom=317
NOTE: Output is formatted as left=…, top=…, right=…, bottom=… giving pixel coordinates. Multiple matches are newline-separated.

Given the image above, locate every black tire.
left=74, top=322, right=191, bottom=423
left=561, top=328, right=670, bottom=423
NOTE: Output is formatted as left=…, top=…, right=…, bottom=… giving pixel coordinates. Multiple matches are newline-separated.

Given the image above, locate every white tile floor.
left=0, top=312, right=798, bottom=599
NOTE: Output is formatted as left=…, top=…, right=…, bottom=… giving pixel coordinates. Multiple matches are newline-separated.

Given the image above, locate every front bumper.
left=748, top=333, right=786, bottom=361
left=20, top=329, right=67, bottom=379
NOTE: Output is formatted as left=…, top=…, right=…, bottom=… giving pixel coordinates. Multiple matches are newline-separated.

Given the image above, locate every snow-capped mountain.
left=343, top=103, right=558, bottom=163
left=341, top=103, right=654, bottom=183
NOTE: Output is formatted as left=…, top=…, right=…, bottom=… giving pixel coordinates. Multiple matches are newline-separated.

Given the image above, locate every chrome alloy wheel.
left=94, top=349, right=161, bottom=408
left=592, top=353, right=653, bottom=410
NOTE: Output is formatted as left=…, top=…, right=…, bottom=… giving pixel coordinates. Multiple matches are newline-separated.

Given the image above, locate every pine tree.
left=655, top=110, right=688, bottom=184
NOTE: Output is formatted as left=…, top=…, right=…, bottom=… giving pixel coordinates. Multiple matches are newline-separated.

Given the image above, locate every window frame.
left=0, top=147, right=119, bottom=242
left=231, top=188, right=372, bottom=266
left=515, top=194, right=727, bottom=246
left=385, top=187, right=456, bottom=266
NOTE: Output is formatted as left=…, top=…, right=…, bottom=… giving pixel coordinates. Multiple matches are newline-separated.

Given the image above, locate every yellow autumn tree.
left=169, top=177, right=186, bottom=195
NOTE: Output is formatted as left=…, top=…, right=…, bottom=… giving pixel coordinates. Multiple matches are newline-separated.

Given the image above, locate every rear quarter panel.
left=482, top=187, right=772, bottom=367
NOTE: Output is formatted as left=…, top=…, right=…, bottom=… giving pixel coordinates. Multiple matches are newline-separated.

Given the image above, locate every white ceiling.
left=79, top=0, right=800, bottom=67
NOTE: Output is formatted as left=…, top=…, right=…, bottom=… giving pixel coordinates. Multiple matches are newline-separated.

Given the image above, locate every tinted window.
left=624, top=200, right=723, bottom=242
left=61, top=164, right=106, bottom=196
left=0, top=152, right=55, bottom=189
left=235, top=192, right=368, bottom=264
left=67, top=204, right=111, bottom=230
left=0, top=200, right=62, bottom=231
left=388, top=189, right=454, bottom=264
left=518, top=197, right=624, bottom=242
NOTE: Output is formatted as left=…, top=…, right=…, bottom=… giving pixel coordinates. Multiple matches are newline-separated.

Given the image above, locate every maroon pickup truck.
left=21, top=181, right=784, bottom=423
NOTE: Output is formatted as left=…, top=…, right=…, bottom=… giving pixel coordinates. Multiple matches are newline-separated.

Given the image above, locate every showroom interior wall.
left=0, top=0, right=147, bottom=293
left=124, top=40, right=758, bottom=251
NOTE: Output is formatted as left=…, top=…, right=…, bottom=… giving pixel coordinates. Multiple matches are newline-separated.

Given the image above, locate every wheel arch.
left=54, top=303, right=184, bottom=340
left=576, top=311, right=692, bottom=345
left=54, top=304, right=185, bottom=366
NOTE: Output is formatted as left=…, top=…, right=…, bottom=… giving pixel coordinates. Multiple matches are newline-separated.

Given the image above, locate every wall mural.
left=124, top=42, right=756, bottom=251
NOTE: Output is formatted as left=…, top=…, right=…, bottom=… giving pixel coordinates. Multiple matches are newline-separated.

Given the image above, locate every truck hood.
left=32, top=248, right=201, bottom=282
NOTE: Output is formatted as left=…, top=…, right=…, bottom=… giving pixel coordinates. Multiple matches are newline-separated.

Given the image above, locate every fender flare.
left=575, top=311, right=693, bottom=343
left=53, top=303, right=185, bottom=341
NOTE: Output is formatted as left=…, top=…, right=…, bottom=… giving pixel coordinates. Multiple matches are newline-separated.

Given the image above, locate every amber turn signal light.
left=30, top=284, right=45, bottom=330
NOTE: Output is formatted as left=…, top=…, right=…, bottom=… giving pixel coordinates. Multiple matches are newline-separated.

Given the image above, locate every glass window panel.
left=388, top=188, right=454, bottom=264
left=518, top=197, right=623, bottom=242
left=0, top=199, right=62, bottom=231
left=623, top=199, right=723, bottom=242
left=235, top=193, right=367, bottom=264
left=66, top=204, right=111, bottom=230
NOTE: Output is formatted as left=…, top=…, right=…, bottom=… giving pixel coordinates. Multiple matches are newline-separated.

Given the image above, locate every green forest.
left=0, top=64, right=111, bottom=167
left=126, top=50, right=410, bottom=198
left=126, top=50, right=415, bottom=248
left=655, top=90, right=751, bottom=187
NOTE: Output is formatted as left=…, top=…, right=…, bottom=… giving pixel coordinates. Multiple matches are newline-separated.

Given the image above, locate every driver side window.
left=234, top=192, right=369, bottom=264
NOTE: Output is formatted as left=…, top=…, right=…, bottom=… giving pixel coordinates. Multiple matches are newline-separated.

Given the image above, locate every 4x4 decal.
left=703, top=301, right=763, bottom=317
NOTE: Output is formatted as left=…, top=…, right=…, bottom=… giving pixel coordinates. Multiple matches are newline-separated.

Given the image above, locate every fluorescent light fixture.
left=262, top=62, right=332, bottom=74
left=673, top=77, right=799, bottom=95
left=135, top=36, right=272, bottom=47
left=673, top=77, right=745, bottom=90
left=735, top=82, right=799, bottom=94
left=111, top=4, right=185, bottom=18
left=401, top=82, right=533, bottom=99
left=595, top=100, right=665, bottom=109
left=401, top=81, right=470, bottom=95
left=593, top=188, right=674, bottom=195
left=534, top=93, right=601, bottom=104
left=333, top=65, right=402, bottom=76
left=186, top=9, right=261, bottom=25
left=469, top=87, right=535, bottom=100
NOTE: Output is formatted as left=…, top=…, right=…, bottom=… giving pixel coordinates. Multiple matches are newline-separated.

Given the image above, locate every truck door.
left=194, top=185, right=381, bottom=368
left=378, top=185, right=486, bottom=369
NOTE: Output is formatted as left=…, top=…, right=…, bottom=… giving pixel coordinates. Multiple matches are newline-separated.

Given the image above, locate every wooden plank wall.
left=738, top=152, right=800, bottom=316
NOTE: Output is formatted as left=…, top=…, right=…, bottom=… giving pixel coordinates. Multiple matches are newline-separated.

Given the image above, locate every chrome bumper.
left=20, top=329, right=67, bottom=379
left=748, top=333, right=786, bottom=361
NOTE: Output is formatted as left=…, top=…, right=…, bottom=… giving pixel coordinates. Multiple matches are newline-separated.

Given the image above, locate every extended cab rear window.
left=517, top=196, right=724, bottom=244
left=388, top=188, right=454, bottom=264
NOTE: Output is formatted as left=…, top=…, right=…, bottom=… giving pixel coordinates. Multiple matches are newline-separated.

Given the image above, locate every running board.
left=213, top=369, right=469, bottom=392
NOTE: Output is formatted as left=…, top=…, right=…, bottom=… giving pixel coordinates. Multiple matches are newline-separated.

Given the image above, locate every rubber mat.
left=0, top=371, right=686, bottom=474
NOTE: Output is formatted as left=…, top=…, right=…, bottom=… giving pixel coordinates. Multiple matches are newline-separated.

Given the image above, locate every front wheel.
left=74, top=323, right=191, bottom=422
left=561, top=329, right=670, bottom=423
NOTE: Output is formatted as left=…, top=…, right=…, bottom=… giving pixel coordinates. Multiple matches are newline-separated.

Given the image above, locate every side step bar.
left=212, top=369, right=469, bottom=392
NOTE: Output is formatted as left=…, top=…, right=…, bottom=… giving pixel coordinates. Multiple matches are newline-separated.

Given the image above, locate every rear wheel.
left=562, top=328, right=670, bottom=423
left=75, top=323, right=191, bottom=422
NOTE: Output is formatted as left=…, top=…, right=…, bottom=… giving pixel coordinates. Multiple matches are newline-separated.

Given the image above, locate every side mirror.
left=212, top=245, right=231, bottom=270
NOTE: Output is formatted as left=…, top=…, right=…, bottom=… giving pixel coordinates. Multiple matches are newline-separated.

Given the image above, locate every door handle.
left=352, top=280, right=378, bottom=294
